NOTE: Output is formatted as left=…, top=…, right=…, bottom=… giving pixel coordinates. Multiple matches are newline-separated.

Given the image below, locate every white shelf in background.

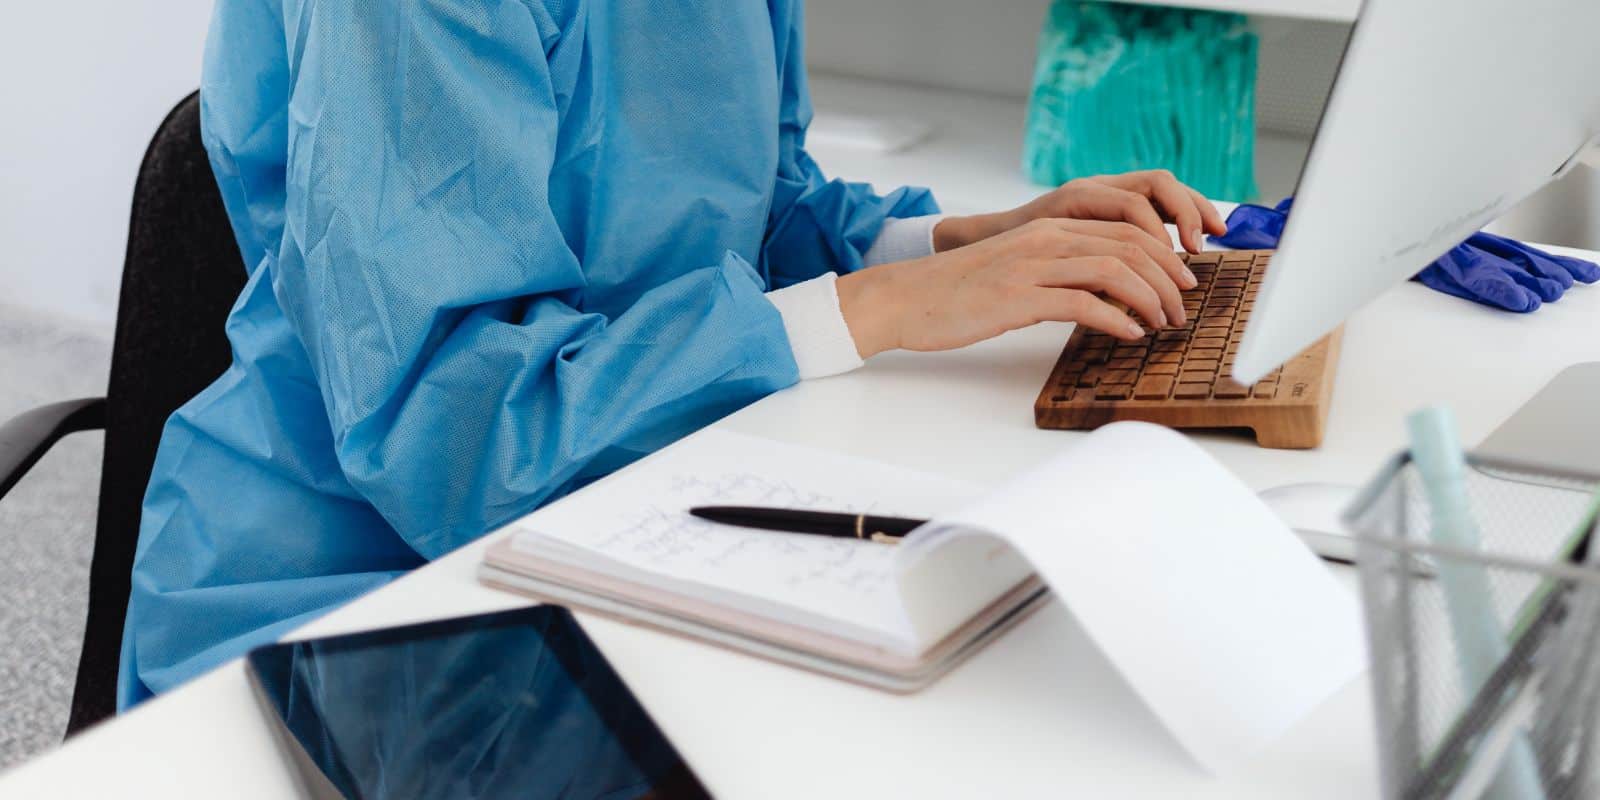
left=807, top=74, right=1311, bottom=216
left=1112, top=0, right=1358, bottom=22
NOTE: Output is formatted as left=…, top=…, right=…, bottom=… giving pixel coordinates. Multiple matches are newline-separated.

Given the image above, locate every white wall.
left=805, top=0, right=1049, bottom=98
left=1488, top=169, right=1600, bottom=251
left=0, top=1, right=213, bottom=331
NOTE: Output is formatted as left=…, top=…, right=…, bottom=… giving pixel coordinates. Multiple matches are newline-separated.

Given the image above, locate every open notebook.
left=480, top=429, right=1027, bottom=692
left=480, top=422, right=1366, bottom=773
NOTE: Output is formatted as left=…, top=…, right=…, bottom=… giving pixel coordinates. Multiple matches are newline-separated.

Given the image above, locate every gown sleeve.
left=268, top=0, right=800, bottom=559
left=759, top=0, right=943, bottom=290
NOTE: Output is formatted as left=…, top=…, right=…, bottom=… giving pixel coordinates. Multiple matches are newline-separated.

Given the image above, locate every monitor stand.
left=1476, top=362, right=1600, bottom=481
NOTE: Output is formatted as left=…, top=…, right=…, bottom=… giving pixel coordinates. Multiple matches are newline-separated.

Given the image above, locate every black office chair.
left=0, top=92, right=245, bottom=735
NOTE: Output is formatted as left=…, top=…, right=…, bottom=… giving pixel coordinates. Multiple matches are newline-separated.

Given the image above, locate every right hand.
left=836, top=218, right=1196, bottom=358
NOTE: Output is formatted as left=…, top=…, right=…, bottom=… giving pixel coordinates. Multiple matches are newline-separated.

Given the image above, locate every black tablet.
left=245, top=606, right=709, bottom=799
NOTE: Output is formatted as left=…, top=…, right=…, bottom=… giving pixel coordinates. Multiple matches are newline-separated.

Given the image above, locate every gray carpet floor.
left=0, top=305, right=111, bottom=771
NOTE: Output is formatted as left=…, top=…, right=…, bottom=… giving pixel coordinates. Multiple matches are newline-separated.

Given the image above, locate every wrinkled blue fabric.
left=1209, top=197, right=1599, bottom=312
left=119, top=0, right=936, bottom=708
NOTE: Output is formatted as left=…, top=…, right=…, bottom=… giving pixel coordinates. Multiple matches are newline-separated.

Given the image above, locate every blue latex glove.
left=1209, top=197, right=1294, bottom=250
left=1423, top=243, right=1548, bottom=313
left=1208, top=197, right=1599, bottom=312
left=1468, top=230, right=1600, bottom=298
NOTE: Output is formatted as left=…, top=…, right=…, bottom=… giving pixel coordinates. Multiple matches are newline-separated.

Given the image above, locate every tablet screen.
left=245, top=606, right=708, bottom=800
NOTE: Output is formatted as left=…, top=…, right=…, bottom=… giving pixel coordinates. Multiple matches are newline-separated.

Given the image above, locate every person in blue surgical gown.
left=119, top=0, right=1228, bottom=706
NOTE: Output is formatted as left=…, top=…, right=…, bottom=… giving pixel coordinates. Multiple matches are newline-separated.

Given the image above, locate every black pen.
left=690, top=504, right=1362, bottom=566
left=688, top=506, right=926, bottom=544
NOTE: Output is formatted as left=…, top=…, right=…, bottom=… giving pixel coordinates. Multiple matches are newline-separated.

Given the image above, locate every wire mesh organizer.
left=1346, top=453, right=1600, bottom=800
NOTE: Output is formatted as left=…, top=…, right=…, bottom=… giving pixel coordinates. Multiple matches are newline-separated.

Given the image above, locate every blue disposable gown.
left=118, top=0, right=936, bottom=707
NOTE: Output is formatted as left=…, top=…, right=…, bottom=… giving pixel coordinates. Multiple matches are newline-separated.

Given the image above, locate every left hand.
left=934, top=170, right=1229, bottom=258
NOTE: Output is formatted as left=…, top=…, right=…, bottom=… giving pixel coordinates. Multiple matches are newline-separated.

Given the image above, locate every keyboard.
left=1033, top=249, right=1341, bottom=449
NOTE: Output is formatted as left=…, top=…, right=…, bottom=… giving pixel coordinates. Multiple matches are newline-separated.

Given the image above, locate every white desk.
left=5, top=248, right=1599, bottom=796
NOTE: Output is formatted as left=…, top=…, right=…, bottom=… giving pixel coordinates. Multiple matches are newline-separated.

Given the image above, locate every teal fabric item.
left=1024, top=2, right=1259, bottom=201
left=118, top=0, right=937, bottom=708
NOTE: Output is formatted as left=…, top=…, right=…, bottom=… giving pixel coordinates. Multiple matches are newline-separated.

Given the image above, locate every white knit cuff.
left=766, top=273, right=865, bottom=380
left=862, top=214, right=944, bottom=267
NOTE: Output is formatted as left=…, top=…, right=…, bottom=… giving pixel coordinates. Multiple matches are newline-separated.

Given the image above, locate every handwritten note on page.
left=510, top=429, right=984, bottom=650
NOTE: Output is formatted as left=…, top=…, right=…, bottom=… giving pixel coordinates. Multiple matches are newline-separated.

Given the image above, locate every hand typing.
left=838, top=217, right=1196, bottom=357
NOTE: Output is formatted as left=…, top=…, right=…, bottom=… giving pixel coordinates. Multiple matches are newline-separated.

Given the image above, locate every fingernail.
left=1158, top=310, right=1168, bottom=328
left=1182, top=267, right=1198, bottom=288
left=1126, top=322, right=1146, bottom=339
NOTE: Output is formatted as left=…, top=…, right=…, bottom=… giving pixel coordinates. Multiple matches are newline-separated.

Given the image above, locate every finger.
left=1068, top=183, right=1173, bottom=250
left=1140, top=171, right=1205, bottom=253
left=1027, top=288, right=1146, bottom=341
left=1036, top=232, right=1185, bottom=326
left=1092, top=171, right=1228, bottom=244
left=1186, top=187, right=1229, bottom=236
left=1031, top=256, right=1166, bottom=331
left=1051, top=219, right=1196, bottom=291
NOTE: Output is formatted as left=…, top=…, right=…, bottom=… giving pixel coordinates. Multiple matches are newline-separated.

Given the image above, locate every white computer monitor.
left=1232, top=0, right=1600, bottom=384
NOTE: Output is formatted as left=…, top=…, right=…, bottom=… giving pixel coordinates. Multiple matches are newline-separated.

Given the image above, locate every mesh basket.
left=1346, top=453, right=1600, bottom=800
